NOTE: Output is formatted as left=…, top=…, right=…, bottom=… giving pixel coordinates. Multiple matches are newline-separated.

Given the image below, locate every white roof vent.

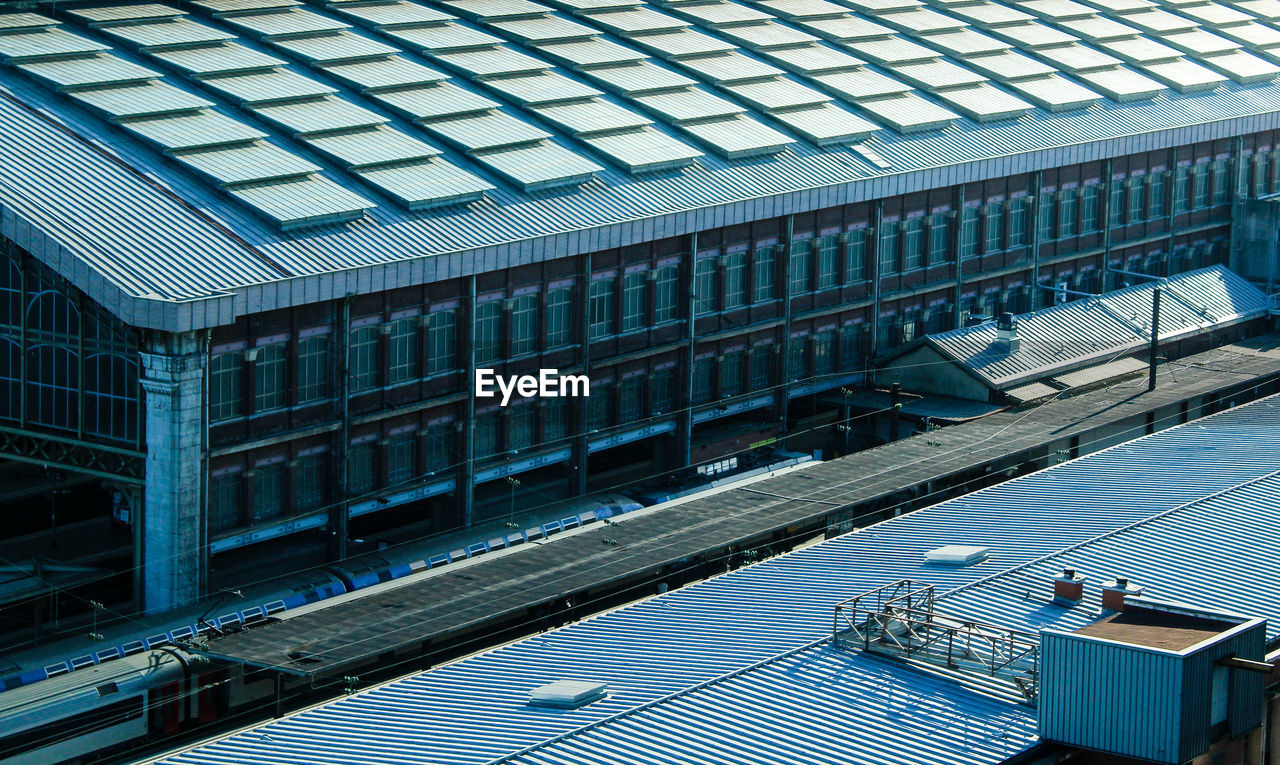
left=528, top=680, right=608, bottom=709
left=923, top=544, right=990, bottom=566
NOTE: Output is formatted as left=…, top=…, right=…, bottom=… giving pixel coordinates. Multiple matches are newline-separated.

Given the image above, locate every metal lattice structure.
left=833, top=579, right=1040, bottom=701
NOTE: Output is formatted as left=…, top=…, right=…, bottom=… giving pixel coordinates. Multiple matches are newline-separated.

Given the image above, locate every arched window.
left=25, top=289, right=79, bottom=338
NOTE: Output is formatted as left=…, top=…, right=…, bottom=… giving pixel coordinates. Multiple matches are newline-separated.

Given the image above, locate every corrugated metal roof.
left=916, top=266, right=1270, bottom=390
left=155, top=394, right=1280, bottom=765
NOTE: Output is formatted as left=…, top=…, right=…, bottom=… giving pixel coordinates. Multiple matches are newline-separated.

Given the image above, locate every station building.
left=0, top=0, right=1278, bottom=621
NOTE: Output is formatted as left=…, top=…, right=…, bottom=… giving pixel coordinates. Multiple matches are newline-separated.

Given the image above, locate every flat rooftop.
left=1076, top=610, right=1237, bottom=651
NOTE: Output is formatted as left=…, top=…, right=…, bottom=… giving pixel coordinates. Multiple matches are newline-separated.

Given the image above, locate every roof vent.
left=923, top=544, right=990, bottom=566
left=528, top=680, right=608, bottom=709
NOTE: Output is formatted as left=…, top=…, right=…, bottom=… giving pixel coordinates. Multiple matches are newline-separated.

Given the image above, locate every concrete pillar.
left=139, top=331, right=206, bottom=614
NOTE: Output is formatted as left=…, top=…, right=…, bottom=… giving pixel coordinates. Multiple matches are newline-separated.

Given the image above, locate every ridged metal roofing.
left=3, top=0, right=1280, bottom=324
left=914, top=265, right=1271, bottom=390
left=157, top=394, right=1280, bottom=765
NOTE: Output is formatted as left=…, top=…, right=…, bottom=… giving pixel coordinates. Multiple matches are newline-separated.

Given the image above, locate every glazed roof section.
left=0, top=0, right=1279, bottom=321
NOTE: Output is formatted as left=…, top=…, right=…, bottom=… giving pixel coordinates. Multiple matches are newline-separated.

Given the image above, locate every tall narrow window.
left=1037, top=193, right=1054, bottom=241
left=1109, top=179, right=1125, bottom=225
left=1211, top=158, right=1230, bottom=206
left=1192, top=163, right=1209, bottom=209
left=1058, top=190, right=1077, bottom=237
left=350, top=326, right=378, bottom=390
left=210, top=351, right=243, bottom=420
left=426, top=310, right=456, bottom=374
left=694, top=258, right=717, bottom=315
left=816, top=235, right=839, bottom=287
left=622, top=273, right=646, bottom=331
left=386, top=432, right=415, bottom=485
left=510, top=295, right=538, bottom=354
left=588, top=279, right=615, bottom=339
left=959, top=208, right=979, bottom=259
left=841, top=324, right=863, bottom=369
left=424, top=424, right=453, bottom=472
left=587, top=381, right=612, bottom=429
left=692, top=359, right=714, bottom=404
left=1126, top=179, right=1144, bottom=224
left=387, top=318, right=417, bottom=384
left=545, top=289, right=572, bottom=348
left=253, top=343, right=287, bottom=412
left=543, top=399, right=569, bottom=443
left=813, top=331, right=835, bottom=376
left=1148, top=172, right=1166, bottom=219
left=348, top=442, right=376, bottom=494
left=619, top=376, right=645, bottom=421
left=294, top=453, right=326, bottom=510
left=1254, top=154, right=1269, bottom=197
left=753, top=245, right=776, bottom=302
left=1080, top=185, right=1099, bottom=232
left=1007, top=199, right=1026, bottom=247
left=651, top=367, right=675, bottom=414
left=846, top=229, right=868, bottom=279
left=786, top=338, right=808, bottom=382
left=474, top=413, right=499, bottom=458
left=508, top=405, right=535, bottom=451
left=1173, top=167, right=1190, bottom=213
left=902, top=219, right=924, bottom=270
left=927, top=214, right=949, bottom=264
left=983, top=203, right=1003, bottom=253
left=251, top=463, right=285, bottom=522
left=296, top=336, right=329, bottom=403
left=720, top=351, right=743, bottom=397
left=474, top=301, right=502, bottom=364
left=209, top=472, right=243, bottom=533
left=878, top=224, right=899, bottom=274
left=788, top=239, right=811, bottom=295
left=750, top=347, right=772, bottom=390
left=653, top=267, right=678, bottom=323
left=724, top=252, right=747, bottom=307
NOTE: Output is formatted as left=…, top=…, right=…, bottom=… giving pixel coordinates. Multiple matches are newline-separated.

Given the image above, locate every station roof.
left=156, top=391, right=1280, bottom=765
left=1, top=0, right=1280, bottom=329
left=884, top=265, right=1272, bottom=394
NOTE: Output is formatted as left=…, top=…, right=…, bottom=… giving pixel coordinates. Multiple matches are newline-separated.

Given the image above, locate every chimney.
left=1053, top=568, right=1085, bottom=606
left=996, top=312, right=1020, bottom=353
left=1101, top=577, right=1145, bottom=612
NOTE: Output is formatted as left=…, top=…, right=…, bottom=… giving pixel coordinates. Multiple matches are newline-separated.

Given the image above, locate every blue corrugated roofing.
left=157, top=394, right=1280, bottom=765
left=1, top=0, right=1280, bottom=328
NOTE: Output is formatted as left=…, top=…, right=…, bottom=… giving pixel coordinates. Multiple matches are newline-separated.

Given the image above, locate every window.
left=588, top=278, right=615, bottom=339
left=695, top=258, right=717, bottom=315
left=210, top=351, right=243, bottom=420
left=587, top=381, right=612, bottom=429
left=692, top=358, right=714, bottom=404
left=720, top=351, right=743, bottom=397
left=1007, top=200, right=1026, bottom=248
left=508, top=405, right=535, bottom=451
left=350, top=326, right=378, bottom=391
left=474, top=301, right=502, bottom=365
left=902, top=219, right=924, bottom=270
left=294, top=336, right=329, bottom=402
left=543, top=398, right=569, bottom=442
left=928, top=214, right=949, bottom=264
left=1058, top=190, right=1076, bottom=237
left=983, top=203, right=1003, bottom=253
left=253, top=343, right=287, bottom=412
left=1080, top=185, right=1099, bottom=232
left=510, top=295, right=538, bottom=354
left=753, top=245, right=776, bottom=302
left=878, top=224, right=898, bottom=274
left=546, top=289, right=572, bottom=347
left=622, top=273, right=646, bottom=331
left=1037, top=193, right=1054, bottom=240
left=1211, top=158, right=1230, bottom=206
left=1126, top=179, right=1144, bottom=224
left=348, top=442, right=376, bottom=494
left=387, top=318, right=417, bottom=384
left=251, top=463, right=285, bottom=522
left=474, top=413, right=499, bottom=458
left=786, top=338, right=808, bottom=382
left=386, top=432, right=415, bottom=485
left=209, top=473, right=242, bottom=533
left=294, top=454, right=326, bottom=510
left=959, top=207, right=978, bottom=259
left=1192, top=163, right=1210, bottom=209
left=1173, top=167, right=1190, bottom=213
left=750, top=347, right=772, bottom=390
left=653, top=267, right=678, bottom=323
left=815, top=235, right=839, bottom=287
left=423, top=424, right=453, bottom=472
left=426, top=310, right=456, bottom=374
left=846, top=229, right=868, bottom=279
left=84, top=353, right=138, bottom=443
left=788, top=239, right=811, bottom=294
left=841, top=324, right=864, bottom=370
left=813, top=331, right=835, bottom=376
left=1109, top=179, right=1125, bottom=226
left=1148, top=172, right=1166, bottom=219
left=1253, top=154, right=1269, bottom=196
left=651, top=367, right=675, bottom=414
left=724, top=252, right=747, bottom=308
left=619, top=376, right=645, bottom=421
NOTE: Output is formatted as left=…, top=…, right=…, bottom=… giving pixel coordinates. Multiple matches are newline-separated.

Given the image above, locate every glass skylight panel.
left=890, top=57, right=987, bottom=89
left=931, top=81, right=1031, bottom=120
left=812, top=66, right=913, bottom=97
left=677, top=114, right=793, bottom=157
left=151, top=43, right=286, bottom=76
left=1074, top=64, right=1166, bottom=99
left=193, top=0, right=301, bottom=13
left=0, top=13, right=56, bottom=32
left=990, top=21, right=1078, bottom=47
left=1119, top=8, right=1199, bottom=32
left=319, top=56, right=449, bottom=92
left=200, top=70, right=338, bottom=104
left=98, top=19, right=235, bottom=51
left=1056, top=15, right=1141, bottom=40
left=1159, top=29, right=1239, bottom=55
left=945, top=2, right=1034, bottom=26
left=438, top=0, right=553, bottom=19
left=1033, top=41, right=1124, bottom=70
left=1230, top=0, right=1280, bottom=19
left=1018, top=0, right=1097, bottom=19
left=767, top=100, right=878, bottom=142
left=250, top=97, right=389, bottom=135
left=373, top=80, right=499, bottom=118
left=548, top=0, right=642, bottom=9
left=422, top=109, right=551, bottom=150
left=121, top=109, right=267, bottom=149
left=69, top=5, right=185, bottom=24
left=530, top=97, right=653, bottom=133
left=760, top=42, right=865, bottom=72
left=1078, top=0, right=1155, bottom=10
left=876, top=7, right=966, bottom=33
left=721, top=76, right=830, bottom=109
left=1217, top=22, right=1280, bottom=48
left=676, top=50, right=785, bottom=81
left=844, top=34, right=939, bottom=62
left=387, top=23, right=503, bottom=52
left=330, top=1, right=457, bottom=28
left=17, top=54, right=159, bottom=90
left=432, top=45, right=551, bottom=77
left=673, top=1, right=774, bottom=25
left=173, top=141, right=320, bottom=186
left=715, top=20, right=820, bottom=47
left=919, top=27, right=1011, bottom=56
left=535, top=36, right=648, bottom=67
left=483, top=70, right=603, bottom=104
left=580, top=7, right=690, bottom=35
left=356, top=160, right=493, bottom=208
left=488, top=15, right=599, bottom=41
left=1099, top=34, right=1183, bottom=61
left=70, top=81, right=213, bottom=119
left=269, top=31, right=400, bottom=63
left=1007, top=71, right=1100, bottom=108
left=583, top=60, right=697, bottom=92
left=796, top=16, right=895, bottom=41
left=304, top=125, right=442, bottom=167
left=853, top=90, right=957, bottom=130
left=1199, top=47, right=1280, bottom=80
left=1175, top=2, right=1252, bottom=24
left=579, top=127, right=703, bottom=171
left=473, top=141, right=601, bottom=189
left=1141, top=57, right=1228, bottom=90
left=632, top=87, right=746, bottom=120
left=962, top=49, right=1057, bottom=80
left=227, top=176, right=372, bottom=229
left=0, top=29, right=110, bottom=62
left=630, top=28, right=737, bottom=57
left=223, top=9, right=350, bottom=39
left=840, top=0, right=922, bottom=11
left=754, top=0, right=850, bottom=19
